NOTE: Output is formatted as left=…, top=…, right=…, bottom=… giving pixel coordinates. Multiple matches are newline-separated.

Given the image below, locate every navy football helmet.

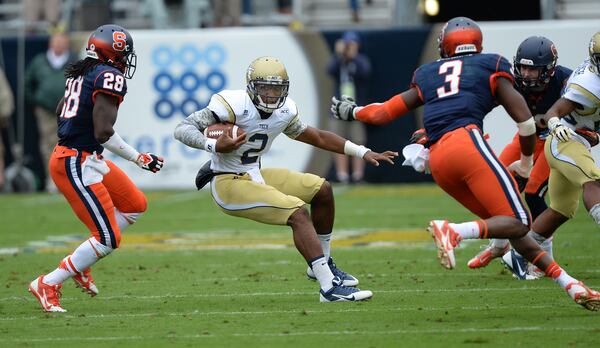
left=513, top=36, right=557, bottom=92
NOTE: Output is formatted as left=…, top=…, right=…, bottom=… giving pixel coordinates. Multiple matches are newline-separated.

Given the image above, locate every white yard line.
left=0, top=285, right=566, bottom=304
left=0, top=325, right=595, bottom=342
left=0, top=303, right=566, bottom=322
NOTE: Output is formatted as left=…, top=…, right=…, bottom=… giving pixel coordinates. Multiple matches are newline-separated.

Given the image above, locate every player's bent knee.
left=90, top=236, right=114, bottom=257
left=312, top=180, right=333, bottom=203
left=287, top=207, right=311, bottom=227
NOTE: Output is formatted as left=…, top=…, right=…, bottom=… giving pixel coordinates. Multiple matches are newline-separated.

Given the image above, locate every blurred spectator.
left=349, top=0, right=360, bottom=22
left=0, top=67, right=14, bottom=190
left=327, top=31, right=371, bottom=184
left=212, top=0, right=241, bottom=27
left=24, top=32, right=75, bottom=191
left=277, top=0, right=292, bottom=15
left=23, top=0, right=63, bottom=33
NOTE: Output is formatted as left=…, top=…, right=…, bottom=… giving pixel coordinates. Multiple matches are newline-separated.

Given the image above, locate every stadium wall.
left=1, top=21, right=598, bottom=189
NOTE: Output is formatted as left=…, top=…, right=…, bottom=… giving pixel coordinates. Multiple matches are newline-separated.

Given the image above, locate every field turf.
left=1, top=184, right=599, bottom=347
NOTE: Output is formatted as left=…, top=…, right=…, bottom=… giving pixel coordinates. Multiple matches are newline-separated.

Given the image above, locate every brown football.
left=203, top=122, right=245, bottom=139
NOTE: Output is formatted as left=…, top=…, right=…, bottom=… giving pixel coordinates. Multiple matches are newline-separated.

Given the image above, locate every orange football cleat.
left=28, top=275, right=66, bottom=313
left=72, top=268, right=99, bottom=297
left=467, top=243, right=510, bottom=269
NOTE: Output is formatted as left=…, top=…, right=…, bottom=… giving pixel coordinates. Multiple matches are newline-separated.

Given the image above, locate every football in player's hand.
left=204, top=122, right=245, bottom=139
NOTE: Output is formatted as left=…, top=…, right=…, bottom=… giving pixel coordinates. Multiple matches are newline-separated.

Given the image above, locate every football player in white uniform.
left=174, top=56, right=397, bottom=302
left=502, top=33, right=600, bottom=298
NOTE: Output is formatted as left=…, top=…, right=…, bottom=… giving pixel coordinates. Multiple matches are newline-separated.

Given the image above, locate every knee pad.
left=589, top=203, right=600, bottom=226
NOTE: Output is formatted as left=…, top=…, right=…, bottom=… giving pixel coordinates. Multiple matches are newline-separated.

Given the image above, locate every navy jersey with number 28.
left=410, top=53, right=513, bottom=144
left=57, top=64, right=128, bottom=153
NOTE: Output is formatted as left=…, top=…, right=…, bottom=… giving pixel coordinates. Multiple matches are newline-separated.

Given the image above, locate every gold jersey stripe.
left=569, top=83, right=600, bottom=105
left=214, top=93, right=236, bottom=123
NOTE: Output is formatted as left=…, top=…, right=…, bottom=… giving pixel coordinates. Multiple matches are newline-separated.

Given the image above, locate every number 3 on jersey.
left=436, top=60, right=462, bottom=98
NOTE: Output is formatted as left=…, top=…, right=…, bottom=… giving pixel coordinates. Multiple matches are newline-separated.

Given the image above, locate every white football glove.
left=507, top=157, right=533, bottom=179
left=331, top=95, right=357, bottom=121
left=548, top=117, right=574, bottom=142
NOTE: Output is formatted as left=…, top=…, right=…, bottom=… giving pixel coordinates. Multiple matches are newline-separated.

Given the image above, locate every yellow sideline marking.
left=10, top=229, right=430, bottom=254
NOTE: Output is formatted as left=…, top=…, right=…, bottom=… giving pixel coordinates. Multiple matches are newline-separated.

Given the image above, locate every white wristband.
left=205, top=138, right=218, bottom=153
left=517, top=118, right=536, bottom=136
left=344, top=140, right=370, bottom=158
left=520, top=154, right=533, bottom=167
left=101, top=131, right=139, bottom=162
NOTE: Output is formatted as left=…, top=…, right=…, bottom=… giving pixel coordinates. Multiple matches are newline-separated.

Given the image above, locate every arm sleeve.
left=283, top=99, right=307, bottom=139
left=92, top=69, right=128, bottom=105
left=173, top=108, right=220, bottom=150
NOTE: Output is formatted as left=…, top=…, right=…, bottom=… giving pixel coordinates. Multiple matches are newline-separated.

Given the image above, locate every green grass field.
left=1, top=184, right=600, bottom=347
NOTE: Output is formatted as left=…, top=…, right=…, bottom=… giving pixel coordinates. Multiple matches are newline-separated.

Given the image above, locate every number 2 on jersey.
left=436, top=60, right=462, bottom=98
left=241, top=134, right=268, bottom=164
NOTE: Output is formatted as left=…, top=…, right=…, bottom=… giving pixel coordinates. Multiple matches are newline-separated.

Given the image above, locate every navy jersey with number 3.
left=411, top=53, right=513, bottom=144
left=58, top=64, right=128, bottom=153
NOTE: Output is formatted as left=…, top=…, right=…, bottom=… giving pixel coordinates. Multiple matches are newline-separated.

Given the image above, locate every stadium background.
left=2, top=20, right=598, bottom=189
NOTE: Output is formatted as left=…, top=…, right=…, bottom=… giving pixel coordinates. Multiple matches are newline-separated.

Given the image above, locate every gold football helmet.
left=246, top=56, right=289, bottom=112
left=590, top=32, right=600, bottom=75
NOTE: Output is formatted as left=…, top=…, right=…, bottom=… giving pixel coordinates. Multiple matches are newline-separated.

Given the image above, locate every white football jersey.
left=206, top=90, right=305, bottom=173
left=561, top=60, right=600, bottom=133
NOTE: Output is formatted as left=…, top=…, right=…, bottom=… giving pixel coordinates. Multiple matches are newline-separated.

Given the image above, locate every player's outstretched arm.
left=331, top=88, right=422, bottom=125
left=495, top=77, right=536, bottom=177
left=93, top=93, right=164, bottom=173
left=294, top=126, right=397, bottom=166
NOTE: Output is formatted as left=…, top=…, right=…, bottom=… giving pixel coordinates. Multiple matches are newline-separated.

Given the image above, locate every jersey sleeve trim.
left=213, top=93, right=236, bottom=124
left=92, top=89, right=124, bottom=105
left=489, top=72, right=514, bottom=97
left=567, top=83, right=600, bottom=106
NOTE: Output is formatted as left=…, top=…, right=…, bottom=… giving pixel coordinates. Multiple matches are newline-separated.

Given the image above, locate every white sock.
left=555, top=269, right=577, bottom=289
left=491, top=239, right=509, bottom=249
left=310, top=256, right=335, bottom=291
left=318, top=233, right=332, bottom=260
left=44, top=238, right=113, bottom=285
left=114, top=209, right=142, bottom=231
left=449, top=221, right=480, bottom=240
left=529, top=230, right=553, bottom=259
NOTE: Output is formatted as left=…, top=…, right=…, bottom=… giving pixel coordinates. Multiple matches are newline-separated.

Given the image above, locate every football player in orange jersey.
left=331, top=17, right=600, bottom=310
left=468, top=36, right=572, bottom=273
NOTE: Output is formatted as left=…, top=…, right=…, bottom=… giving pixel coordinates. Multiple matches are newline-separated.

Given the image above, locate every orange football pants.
left=49, top=145, right=147, bottom=248
left=429, top=126, right=530, bottom=225
left=498, top=132, right=549, bottom=196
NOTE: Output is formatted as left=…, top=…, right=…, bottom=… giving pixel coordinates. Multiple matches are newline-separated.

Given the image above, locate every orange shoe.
left=467, top=243, right=509, bottom=269
left=566, top=281, right=600, bottom=311
left=428, top=220, right=461, bottom=270
left=72, top=268, right=98, bottom=297
left=28, top=275, right=66, bottom=312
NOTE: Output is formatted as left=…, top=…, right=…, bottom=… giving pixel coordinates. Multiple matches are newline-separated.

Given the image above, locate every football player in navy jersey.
left=331, top=17, right=600, bottom=310
left=468, top=36, right=573, bottom=271
left=28, top=24, right=164, bottom=312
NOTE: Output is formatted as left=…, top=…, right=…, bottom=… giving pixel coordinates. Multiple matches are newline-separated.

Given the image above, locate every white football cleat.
left=319, top=277, right=372, bottom=302
left=28, top=275, right=66, bottom=313
left=428, top=220, right=461, bottom=270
